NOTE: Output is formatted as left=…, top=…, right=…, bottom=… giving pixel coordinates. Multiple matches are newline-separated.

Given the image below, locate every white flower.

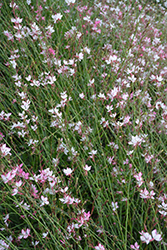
left=106, top=105, right=113, bottom=112
left=76, top=52, right=84, bottom=61
left=79, top=93, right=85, bottom=99
left=88, top=150, right=97, bottom=158
left=105, top=55, right=117, bottom=64
left=83, top=47, right=91, bottom=54
left=95, top=243, right=105, bottom=250
left=46, top=25, right=54, bottom=33
left=98, top=93, right=106, bottom=99
left=18, top=92, right=27, bottom=99
left=18, top=229, right=30, bottom=239
left=0, top=239, right=9, bottom=249
left=128, top=135, right=143, bottom=147
left=3, top=214, right=9, bottom=226
left=10, top=60, right=17, bottom=69
left=63, top=168, right=73, bottom=176
left=158, top=210, right=167, bottom=216
left=15, top=180, right=22, bottom=188
left=88, top=78, right=94, bottom=86
left=21, top=202, right=30, bottom=210
left=59, top=195, right=74, bottom=204
left=83, top=165, right=91, bottom=171
left=140, top=231, right=152, bottom=244
left=156, top=75, right=163, bottom=82
left=128, top=74, right=136, bottom=83
left=11, top=17, right=23, bottom=24
left=32, top=241, right=39, bottom=246
left=52, top=158, right=59, bottom=166
left=65, top=0, right=75, bottom=5
left=40, top=196, right=49, bottom=206
left=52, top=13, right=63, bottom=23
left=111, top=202, right=118, bottom=211
left=152, top=229, right=162, bottom=241
left=21, top=99, right=30, bottom=111
left=90, top=150, right=97, bottom=155
left=130, top=242, right=139, bottom=250
left=10, top=2, right=18, bottom=8
left=42, top=232, right=48, bottom=238
left=0, top=144, right=11, bottom=157
left=27, top=0, right=31, bottom=5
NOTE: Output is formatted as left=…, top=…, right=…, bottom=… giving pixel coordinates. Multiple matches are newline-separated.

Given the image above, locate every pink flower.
left=31, top=184, right=38, bottom=198
left=140, top=230, right=152, bottom=244
left=130, top=242, right=139, bottom=249
left=48, top=48, right=55, bottom=55
left=76, top=211, right=91, bottom=227
left=0, top=132, right=4, bottom=140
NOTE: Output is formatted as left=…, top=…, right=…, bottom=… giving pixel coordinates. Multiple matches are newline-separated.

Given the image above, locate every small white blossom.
left=0, top=144, right=11, bottom=157
left=40, top=196, right=49, bottom=206
left=79, top=93, right=85, bottom=99
left=63, top=168, right=73, bottom=176
left=83, top=165, right=91, bottom=171
left=52, top=13, right=63, bottom=23
left=27, top=0, right=31, bottom=5
left=111, top=202, right=118, bottom=211
left=140, top=231, right=152, bottom=244
left=152, top=229, right=162, bottom=241
left=21, top=99, right=31, bottom=111
left=65, top=0, right=76, bottom=5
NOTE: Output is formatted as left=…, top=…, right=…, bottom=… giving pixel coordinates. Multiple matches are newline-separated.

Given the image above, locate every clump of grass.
left=0, top=0, right=167, bottom=249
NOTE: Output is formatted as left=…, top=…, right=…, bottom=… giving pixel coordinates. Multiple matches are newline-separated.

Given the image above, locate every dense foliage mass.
left=0, top=0, right=167, bottom=249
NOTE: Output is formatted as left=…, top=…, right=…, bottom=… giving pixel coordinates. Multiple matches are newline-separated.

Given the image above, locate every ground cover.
left=0, top=0, right=167, bottom=249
